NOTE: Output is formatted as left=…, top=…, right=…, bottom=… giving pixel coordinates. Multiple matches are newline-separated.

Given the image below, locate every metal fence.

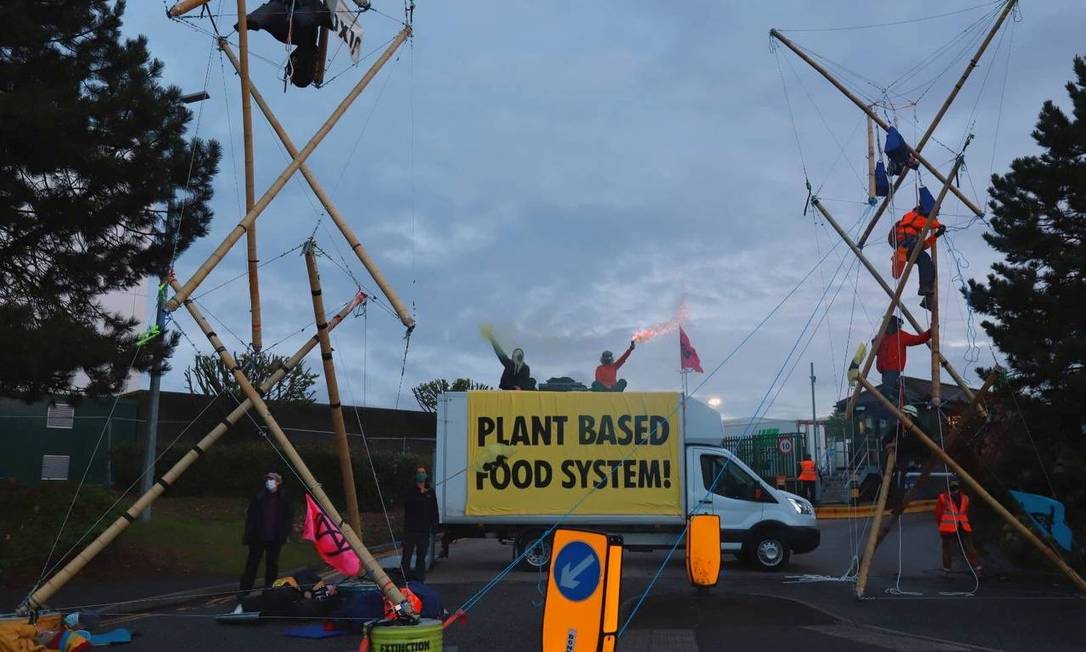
left=722, top=432, right=810, bottom=485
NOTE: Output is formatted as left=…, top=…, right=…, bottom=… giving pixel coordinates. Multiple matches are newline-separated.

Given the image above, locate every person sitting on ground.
left=889, top=204, right=945, bottom=310
left=482, top=326, right=534, bottom=390
left=876, top=316, right=931, bottom=404
left=236, top=472, right=293, bottom=612
left=935, top=479, right=983, bottom=575
left=591, top=341, right=635, bottom=392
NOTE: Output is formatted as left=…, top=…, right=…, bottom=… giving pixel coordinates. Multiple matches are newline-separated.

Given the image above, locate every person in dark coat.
left=401, top=466, right=439, bottom=581
left=236, top=472, right=293, bottom=609
left=482, top=326, right=534, bottom=390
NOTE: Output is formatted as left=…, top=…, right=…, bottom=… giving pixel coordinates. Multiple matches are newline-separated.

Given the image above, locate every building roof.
left=834, top=376, right=976, bottom=413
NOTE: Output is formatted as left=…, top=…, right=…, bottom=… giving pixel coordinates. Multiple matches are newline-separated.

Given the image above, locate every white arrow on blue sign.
left=553, top=541, right=601, bottom=602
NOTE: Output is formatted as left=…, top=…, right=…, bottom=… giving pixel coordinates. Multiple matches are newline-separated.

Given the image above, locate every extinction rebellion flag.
left=302, top=494, right=361, bottom=576
left=679, top=326, right=703, bottom=373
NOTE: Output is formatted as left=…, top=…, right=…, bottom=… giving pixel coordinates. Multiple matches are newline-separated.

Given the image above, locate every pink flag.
left=302, top=494, right=361, bottom=576
left=679, top=326, right=703, bottom=373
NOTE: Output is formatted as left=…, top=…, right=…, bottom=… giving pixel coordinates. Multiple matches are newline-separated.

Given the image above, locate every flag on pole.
left=679, top=326, right=703, bottom=373
left=302, top=494, right=361, bottom=576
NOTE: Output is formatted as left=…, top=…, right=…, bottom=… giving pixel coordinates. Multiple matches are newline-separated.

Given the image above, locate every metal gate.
left=722, top=432, right=809, bottom=485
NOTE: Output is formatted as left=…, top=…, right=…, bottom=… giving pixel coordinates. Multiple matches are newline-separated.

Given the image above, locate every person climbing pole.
left=401, top=466, right=439, bottom=581
left=889, top=194, right=945, bottom=310
left=876, top=316, right=931, bottom=404
left=935, top=479, right=983, bottom=575
left=236, top=472, right=293, bottom=611
left=797, top=455, right=818, bottom=504
left=481, top=325, right=534, bottom=390
left=591, top=341, right=635, bottom=392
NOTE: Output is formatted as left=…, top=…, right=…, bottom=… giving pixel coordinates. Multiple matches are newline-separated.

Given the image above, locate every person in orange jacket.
left=797, top=455, right=818, bottom=504
left=591, top=341, right=635, bottom=392
left=876, top=316, right=931, bottom=404
left=934, top=479, right=982, bottom=574
left=890, top=204, right=946, bottom=310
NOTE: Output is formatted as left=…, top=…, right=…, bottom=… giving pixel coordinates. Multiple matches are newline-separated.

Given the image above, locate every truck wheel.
left=515, top=530, right=552, bottom=571
left=745, top=529, right=791, bottom=571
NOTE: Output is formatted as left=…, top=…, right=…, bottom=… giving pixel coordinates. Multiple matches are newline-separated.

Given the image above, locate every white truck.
left=433, top=391, right=819, bottom=571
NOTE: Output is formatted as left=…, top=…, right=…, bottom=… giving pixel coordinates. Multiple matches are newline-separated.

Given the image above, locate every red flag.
left=302, top=494, right=361, bottom=576
left=679, top=326, right=703, bottom=373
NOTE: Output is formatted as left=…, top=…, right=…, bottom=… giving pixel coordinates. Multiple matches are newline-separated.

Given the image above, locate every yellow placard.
left=466, top=391, right=682, bottom=516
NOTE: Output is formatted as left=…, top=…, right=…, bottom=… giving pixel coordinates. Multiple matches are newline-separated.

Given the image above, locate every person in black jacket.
left=401, top=466, right=439, bottom=581
left=236, top=472, right=293, bottom=609
left=482, top=326, right=534, bottom=390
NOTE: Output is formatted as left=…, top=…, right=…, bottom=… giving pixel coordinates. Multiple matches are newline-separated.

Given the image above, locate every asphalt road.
left=15, top=514, right=1084, bottom=651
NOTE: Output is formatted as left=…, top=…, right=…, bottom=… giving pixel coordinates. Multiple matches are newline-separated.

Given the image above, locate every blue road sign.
left=553, top=540, right=601, bottom=602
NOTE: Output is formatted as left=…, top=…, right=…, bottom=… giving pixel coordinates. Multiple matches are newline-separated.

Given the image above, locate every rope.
left=778, top=2, right=1001, bottom=33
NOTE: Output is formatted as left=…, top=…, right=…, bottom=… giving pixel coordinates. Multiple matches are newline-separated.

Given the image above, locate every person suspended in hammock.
left=482, top=326, right=534, bottom=390
left=591, top=341, right=635, bottom=392
left=889, top=190, right=945, bottom=310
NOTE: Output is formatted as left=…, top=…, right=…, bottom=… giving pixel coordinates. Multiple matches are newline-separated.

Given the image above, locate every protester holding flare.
left=481, top=325, right=534, bottom=390
left=592, top=341, right=635, bottom=391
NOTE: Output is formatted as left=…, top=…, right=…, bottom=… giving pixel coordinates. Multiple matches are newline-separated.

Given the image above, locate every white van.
left=434, top=392, right=819, bottom=571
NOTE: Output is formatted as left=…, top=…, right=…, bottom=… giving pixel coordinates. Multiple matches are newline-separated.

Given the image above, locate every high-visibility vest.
left=798, top=460, right=817, bottom=482
left=937, top=492, right=973, bottom=534
left=891, top=210, right=942, bottom=249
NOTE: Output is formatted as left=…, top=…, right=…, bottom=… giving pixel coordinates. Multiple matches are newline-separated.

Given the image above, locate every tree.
left=412, top=378, right=492, bottom=413
left=184, top=351, right=318, bottom=405
left=966, top=56, right=1086, bottom=532
left=0, top=1, right=221, bottom=401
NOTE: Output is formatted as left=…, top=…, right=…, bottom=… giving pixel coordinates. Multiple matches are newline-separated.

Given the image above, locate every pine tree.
left=967, top=56, right=1086, bottom=527
left=0, top=1, right=221, bottom=401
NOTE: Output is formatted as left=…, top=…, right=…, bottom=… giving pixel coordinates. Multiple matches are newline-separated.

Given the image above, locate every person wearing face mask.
left=236, top=472, right=293, bottom=610
left=483, top=328, right=534, bottom=390
left=401, top=466, right=440, bottom=581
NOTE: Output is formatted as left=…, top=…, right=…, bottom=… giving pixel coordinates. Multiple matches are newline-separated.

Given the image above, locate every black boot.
left=919, top=295, right=932, bottom=311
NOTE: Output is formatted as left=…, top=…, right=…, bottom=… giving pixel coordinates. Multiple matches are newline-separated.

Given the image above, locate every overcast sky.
left=119, top=1, right=1082, bottom=420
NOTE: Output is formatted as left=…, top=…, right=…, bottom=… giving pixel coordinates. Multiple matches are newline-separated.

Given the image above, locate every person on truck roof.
left=591, top=340, right=635, bottom=392
left=486, top=332, right=534, bottom=390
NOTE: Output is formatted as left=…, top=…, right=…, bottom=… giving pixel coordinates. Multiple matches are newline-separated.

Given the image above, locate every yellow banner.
left=466, top=392, right=682, bottom=516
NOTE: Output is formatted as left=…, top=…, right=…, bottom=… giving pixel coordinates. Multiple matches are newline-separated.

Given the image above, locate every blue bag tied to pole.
left=918, top=186, right=935, bottom=216
left=875, top=161, right=889, bottom=197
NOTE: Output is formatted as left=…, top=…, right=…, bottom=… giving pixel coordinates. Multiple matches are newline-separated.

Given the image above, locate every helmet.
left=600, top=351, right=614, bottom=364
left=902, top=404, right=919, bottom=418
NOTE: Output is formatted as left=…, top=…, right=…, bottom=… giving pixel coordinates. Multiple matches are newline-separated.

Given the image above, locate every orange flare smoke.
left=632, top=301, right=687, bottom=343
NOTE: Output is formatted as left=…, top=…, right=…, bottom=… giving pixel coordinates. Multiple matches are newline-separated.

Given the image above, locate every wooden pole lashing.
left=166, top=27, right=412, bottom=314
left=218, top=40, right=416, bottom=330
left=855, top=445, right=897, bottom=599
left=855, top=0, right=1019, bottom=248
left=873, top=371, right=1000, bottom=550
left=856, top=375, right=1086, bottom=594
left=303, top=242, right=363, bottom=537
left=846, top=148, right=968, bottom=417
left=171, top=282, right=414, bottom=614
left=21, top=294, right=365, bottom=613
left=235, top=0, right=262, bottom=352
left=809, top=197, right=979, bottom=408
left=769, top=29, right=983, bottom=217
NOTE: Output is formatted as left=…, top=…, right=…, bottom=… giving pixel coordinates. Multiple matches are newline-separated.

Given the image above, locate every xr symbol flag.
left=302, top=493, right=361, bottom=576
left=679, top=326, right=703, bottom=373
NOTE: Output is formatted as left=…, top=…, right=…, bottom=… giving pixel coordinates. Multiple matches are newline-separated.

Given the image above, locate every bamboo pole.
left=846, top=148, right=968, bottom=417
left=20, top=294, right=365, bottom=613
left=874, top=371, right=999, bottom=549
left=303, top=242, right=363, bottom=537
left=769, top=29, right=982, bottom=217
left=855, top=445, right=896, bottom=599
left=218, top=40, right=416, bottom=330
left=856, top=376, right=1086, bottom=593
left=810, top=198, right=979, bottom=407
left=166, top=28, right=411, bottom=313
left=855, top=0, right=1019, bottom=248
left=167, top=0, right=211, bottom=17
left=171, top=281, right=414, bottom=614
left=234, top=0, right=262, bottom=351
left=866, top=112, right=876, bottom=203
left=314, top=27, right=330, bottom=87
left=930, top=241, right=941, bottom=406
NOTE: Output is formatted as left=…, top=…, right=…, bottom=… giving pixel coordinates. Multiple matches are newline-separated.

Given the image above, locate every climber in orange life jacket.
left=591, top=341, right=635, bottom=392
left=889, top=204, right=946, bottom=311
left=934, top=479, right=982, bottom=574
left=797, top=455, right=818, bottom=504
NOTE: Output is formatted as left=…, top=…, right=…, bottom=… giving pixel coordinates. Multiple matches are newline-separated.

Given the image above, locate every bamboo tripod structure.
left=856, top=0, right=1019, bottom=248
left=21, top=293, right=364, bottom=612
left=846, top=147, right=969, bottom=417
left=855, top=376, right=1086, bottom=594
left=855, top=445, right=896, bottom=598
left=304, top=241, right=363, bottom=537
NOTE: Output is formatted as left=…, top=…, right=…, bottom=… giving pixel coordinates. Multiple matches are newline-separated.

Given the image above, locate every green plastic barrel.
left=369, top=618, right=443, bottom=652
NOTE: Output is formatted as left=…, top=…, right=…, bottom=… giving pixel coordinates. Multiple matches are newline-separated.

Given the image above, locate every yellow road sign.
left=542, top=529, right=623, bottom=652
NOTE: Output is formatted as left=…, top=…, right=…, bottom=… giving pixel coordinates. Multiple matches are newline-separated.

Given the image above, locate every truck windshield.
left=701, top=455, right=774, bottom=502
